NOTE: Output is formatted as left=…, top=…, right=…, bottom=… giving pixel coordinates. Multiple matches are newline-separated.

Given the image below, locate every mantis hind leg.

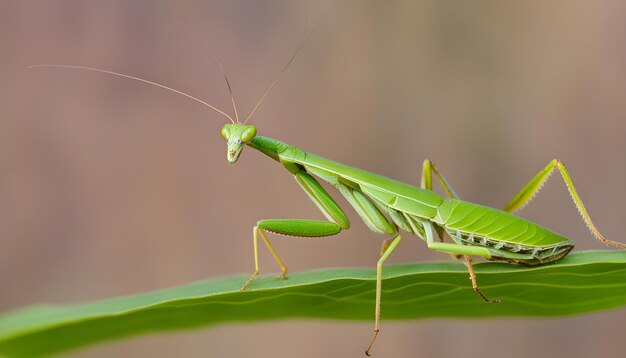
left=421, top=161, right=500, bottom=302
left=423, top=221, right=500, bottom=304
left=463, top=255, right=500, bottom=304
left=504, top=159, right=625, bottom=249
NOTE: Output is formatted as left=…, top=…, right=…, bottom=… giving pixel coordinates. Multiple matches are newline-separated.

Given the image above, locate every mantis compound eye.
left=241, top=125, right=257, bottom=143
left=220, top=126, right=230, bottom=140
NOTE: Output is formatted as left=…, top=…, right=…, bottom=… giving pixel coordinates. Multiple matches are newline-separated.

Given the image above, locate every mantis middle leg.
left=421, top=159, right=458, bottom=243
left=365, top=234, right=403, bottom=356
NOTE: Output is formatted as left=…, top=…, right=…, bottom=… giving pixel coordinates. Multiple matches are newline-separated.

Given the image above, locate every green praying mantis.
left=31, top=4, right=626, bottom=356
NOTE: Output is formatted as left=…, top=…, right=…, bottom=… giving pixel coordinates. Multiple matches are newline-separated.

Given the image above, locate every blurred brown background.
left=1, top=0, right=625, bottom=357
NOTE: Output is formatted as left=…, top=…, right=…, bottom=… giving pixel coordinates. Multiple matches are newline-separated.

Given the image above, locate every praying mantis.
left=31, top=3, right=626, bottom=356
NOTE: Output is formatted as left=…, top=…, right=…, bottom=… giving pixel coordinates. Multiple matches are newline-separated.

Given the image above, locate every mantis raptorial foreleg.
left=240, top=170, right=349, bottom=291
left=240, top=225, right=288, bottom=291
left=239, top=220, right=342, bottom=291
left=504, top=159, right=625, bottom=249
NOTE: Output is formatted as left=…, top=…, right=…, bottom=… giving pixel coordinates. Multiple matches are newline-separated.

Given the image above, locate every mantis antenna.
left=28, top=64, right=235, bottom=123
left=167, top=3, right=241, bottom=123
left=30, top=1, right=340, bottom=125
left=243, top=0, right=340, bottom=124
left=206, top=44, right=240, bottom=123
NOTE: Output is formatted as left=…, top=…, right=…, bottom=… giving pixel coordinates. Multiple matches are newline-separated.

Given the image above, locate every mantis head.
left=221, top=123, right=257, bottom=163
left=32, top=2, right=333, bottom=166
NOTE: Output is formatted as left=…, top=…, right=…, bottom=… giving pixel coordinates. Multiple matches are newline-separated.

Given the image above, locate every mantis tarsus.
left=31, top=3, right=626, bottom=356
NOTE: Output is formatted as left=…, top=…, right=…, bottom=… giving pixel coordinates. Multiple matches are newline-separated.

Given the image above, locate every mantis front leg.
left=240, top=220, right=342, bottom=291
left=240, top=171, right=350, bottom=291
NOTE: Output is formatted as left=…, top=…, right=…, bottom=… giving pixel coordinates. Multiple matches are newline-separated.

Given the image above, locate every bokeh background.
left=1, top=0, right=625, bottom=357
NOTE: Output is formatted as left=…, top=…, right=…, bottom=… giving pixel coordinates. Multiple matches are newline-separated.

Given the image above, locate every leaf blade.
left=1, top=250, right=625, bottom=356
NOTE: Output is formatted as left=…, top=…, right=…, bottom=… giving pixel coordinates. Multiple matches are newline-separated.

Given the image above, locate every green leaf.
left=1, top=250, right=626, bottom=356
